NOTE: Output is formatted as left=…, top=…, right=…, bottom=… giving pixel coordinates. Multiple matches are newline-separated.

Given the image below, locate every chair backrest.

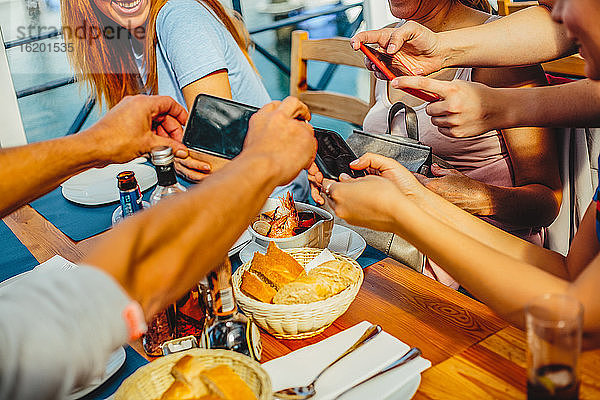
left=290, top=30, right=374, bottom=127
left=497, top=0, right=586, bottom=77
left=0, top=27, right=27, bottom=148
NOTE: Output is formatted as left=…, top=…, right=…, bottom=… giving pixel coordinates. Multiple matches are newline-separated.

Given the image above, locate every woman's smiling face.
left=92, top=0, right=151, bottom=29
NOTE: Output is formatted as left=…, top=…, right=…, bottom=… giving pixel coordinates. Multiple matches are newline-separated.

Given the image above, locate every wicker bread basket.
left=232, top=248, right=363, bottom=340
left=114, top=349, right=271, bottom=400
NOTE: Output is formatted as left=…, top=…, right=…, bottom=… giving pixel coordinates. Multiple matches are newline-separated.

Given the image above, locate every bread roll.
left=159, top=381, right=199, bottom=400
left=169, top=355, right=210, bottom=397
left=272, top=274, right=334, bottom=304
left=199, top=365, right=258, bottom=400
left=240, top=270, right=277, bottom=303
left=308, top=260, right=360, bottom=295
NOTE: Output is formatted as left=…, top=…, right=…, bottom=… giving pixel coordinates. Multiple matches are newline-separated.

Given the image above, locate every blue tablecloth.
left=29, top=187, right=155, bottom=242
left=29, top=178, right=194, bottom=242
left=0, top=221, right=39, bottom=282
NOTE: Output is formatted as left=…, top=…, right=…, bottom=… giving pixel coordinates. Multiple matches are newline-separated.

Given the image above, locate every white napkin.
left=34, top=255, right=78, bottom=272
left=304, top=248, right=336, bottom=273
left=263, top=321, right=431, bottom=400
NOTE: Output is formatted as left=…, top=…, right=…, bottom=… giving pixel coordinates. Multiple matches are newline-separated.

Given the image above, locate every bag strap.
left=386, top=101, right=419, bottom=141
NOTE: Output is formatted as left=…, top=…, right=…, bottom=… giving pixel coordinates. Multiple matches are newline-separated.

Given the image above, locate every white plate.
left=239, top=224, right=366, bottom=264
left=0, top=268, right=127, bottom=399
left=61, top=161, right=157, bottom=206
left=229, top=230, right=252, bottom=256
left=67, top=346, right=126, bottom=400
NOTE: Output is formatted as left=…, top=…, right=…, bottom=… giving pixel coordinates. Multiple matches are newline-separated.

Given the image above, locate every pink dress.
left=363, top=67, right=544, bottom=288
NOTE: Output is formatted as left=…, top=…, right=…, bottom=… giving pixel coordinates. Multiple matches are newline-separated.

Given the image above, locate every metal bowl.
left=249, top=198, right=334, bottom=249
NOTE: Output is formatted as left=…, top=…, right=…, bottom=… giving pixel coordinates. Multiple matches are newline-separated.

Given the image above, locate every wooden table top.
left=4, top=205, right=600, bottom=399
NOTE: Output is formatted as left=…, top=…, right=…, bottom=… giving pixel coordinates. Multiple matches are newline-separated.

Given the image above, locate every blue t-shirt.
left=155, top=0, right=271, bottom=108
left=141, top=0, right=308, bottom=200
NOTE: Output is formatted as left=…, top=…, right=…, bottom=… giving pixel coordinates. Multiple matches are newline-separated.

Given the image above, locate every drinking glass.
left=526, top=293, right=583, bottom=400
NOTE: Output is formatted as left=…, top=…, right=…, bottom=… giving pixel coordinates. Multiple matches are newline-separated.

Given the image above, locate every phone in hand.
left=183, top=94, right=259, bottom=160
left=314, top=128, right=367, bottom=180
left=359, top=43, right=440, bottom=103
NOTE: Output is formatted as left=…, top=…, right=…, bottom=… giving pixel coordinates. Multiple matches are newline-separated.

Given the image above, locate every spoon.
left=333, top=347, right=422, bottom=399
left=273, top=324, right=382, bottom=400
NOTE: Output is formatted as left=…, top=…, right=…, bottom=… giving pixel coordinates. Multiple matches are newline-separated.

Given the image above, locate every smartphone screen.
left=315, top=128, right=367, bottom=180
left=183, top=94, right=258, bottom=160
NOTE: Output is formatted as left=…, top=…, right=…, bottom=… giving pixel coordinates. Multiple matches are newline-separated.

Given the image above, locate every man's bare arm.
left=83, top=98, right=317, bottom=319
left=0, top=96, right=188, bottom=218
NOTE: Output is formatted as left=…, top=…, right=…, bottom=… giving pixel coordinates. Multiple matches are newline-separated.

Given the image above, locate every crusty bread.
left=169, top=356, right=210, bottom=397
left=308, top=260, right=360, bottom=295
left=249, top=243, right=304, bottom=289
left=272, top=274, right=334, bottom=304
left=240, top=270, right=277, bottom=303
left=159, top=381, right=199, bottom=400
left=199, top=365, right=258, bottom=400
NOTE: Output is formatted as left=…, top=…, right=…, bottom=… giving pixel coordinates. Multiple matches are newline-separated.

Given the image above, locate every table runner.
left=29, top=177, right=195, bottom=242
left=0, top=221, right=39, bottom=282
left=29, top=187, right=156, bottom=242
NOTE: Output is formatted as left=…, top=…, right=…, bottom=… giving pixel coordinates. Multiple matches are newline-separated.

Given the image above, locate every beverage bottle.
left=205, top=257, right=262, bottom=361
left=149, top=146, right=186, bottom=205
left=147, top=146, right=206, bottom=351
left=117, top=171, right=143, bottom=218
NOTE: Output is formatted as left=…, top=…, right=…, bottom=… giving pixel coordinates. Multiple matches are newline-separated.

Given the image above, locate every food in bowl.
left=160, top=355, right=257, bottom=400
left=240, top=243, right=360, bottom=305
left=253, top=192, right=324, bottom=238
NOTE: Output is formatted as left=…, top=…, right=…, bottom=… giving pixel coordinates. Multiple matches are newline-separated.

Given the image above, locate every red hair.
left=60, top=0, right=255, bottom=107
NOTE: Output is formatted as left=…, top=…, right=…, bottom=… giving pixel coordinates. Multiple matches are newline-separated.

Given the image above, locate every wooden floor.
left=4, top=205, right=600, bottom=399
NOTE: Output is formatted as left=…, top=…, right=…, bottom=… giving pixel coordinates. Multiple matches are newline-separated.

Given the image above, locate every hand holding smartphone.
left=359, top=44, right=440, bottom=103
left=183, top=94, right=367, bottom=181
left=314, top=128, right=366, bottom=181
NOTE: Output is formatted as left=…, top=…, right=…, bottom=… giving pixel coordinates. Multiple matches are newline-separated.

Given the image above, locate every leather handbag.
left=347, top=101, right=433, bottom=175
left=339, top=101, right=445, bottom=271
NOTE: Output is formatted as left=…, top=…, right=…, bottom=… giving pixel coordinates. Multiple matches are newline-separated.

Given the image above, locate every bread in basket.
left=232, top=247, right=363, bottom=339
left=114, top=349, right=271, bottom=400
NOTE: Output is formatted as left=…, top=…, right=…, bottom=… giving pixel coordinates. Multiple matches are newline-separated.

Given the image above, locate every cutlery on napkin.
left=264, top=321, right=431, bottom=400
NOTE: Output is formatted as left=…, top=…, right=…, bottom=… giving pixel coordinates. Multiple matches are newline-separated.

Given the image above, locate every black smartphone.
left=315, top=128, right=367, bottom=180
left=183, top=94, right=258, bottom=160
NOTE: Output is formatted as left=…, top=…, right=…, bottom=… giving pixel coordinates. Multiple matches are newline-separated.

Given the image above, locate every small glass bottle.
left=142, top=305, right=176, bottom=357
left=149, top=146, right=186, bottom=205
left=205, top=257, right=262, bottom=361
left=148, top=146, right=206, bottom=345
left=117, top=171, right=143, bottom=218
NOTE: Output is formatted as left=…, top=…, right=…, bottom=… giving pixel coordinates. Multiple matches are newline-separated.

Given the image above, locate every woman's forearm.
left=84, top=151, right=282, bottom=318
left=441, top=6, right=575, bottom=68
left=390, top=197, right=570, bottom=327
left=411, top=185, right=567, bottom=276
left=497, top=79, right=600, bottom=129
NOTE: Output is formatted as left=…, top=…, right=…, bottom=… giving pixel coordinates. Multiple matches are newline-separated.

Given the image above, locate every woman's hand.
left=307, top=162, right=325, bottom=205
left=350, top=22, right=445, bottom=77
left=347, top=153, right=425, bottom=198
left=417, top=164, right=493, bottom=216
left=173, top=155, right=212, bottom=182
left=390, top=76, right=505, bottom=137
left=323, top=174, right=408, bottom=233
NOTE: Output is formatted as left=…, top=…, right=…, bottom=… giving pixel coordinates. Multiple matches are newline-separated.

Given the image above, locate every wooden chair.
left=290, top=30, right=375, bottom=127
left=496, top=0, right=586, bottom=77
